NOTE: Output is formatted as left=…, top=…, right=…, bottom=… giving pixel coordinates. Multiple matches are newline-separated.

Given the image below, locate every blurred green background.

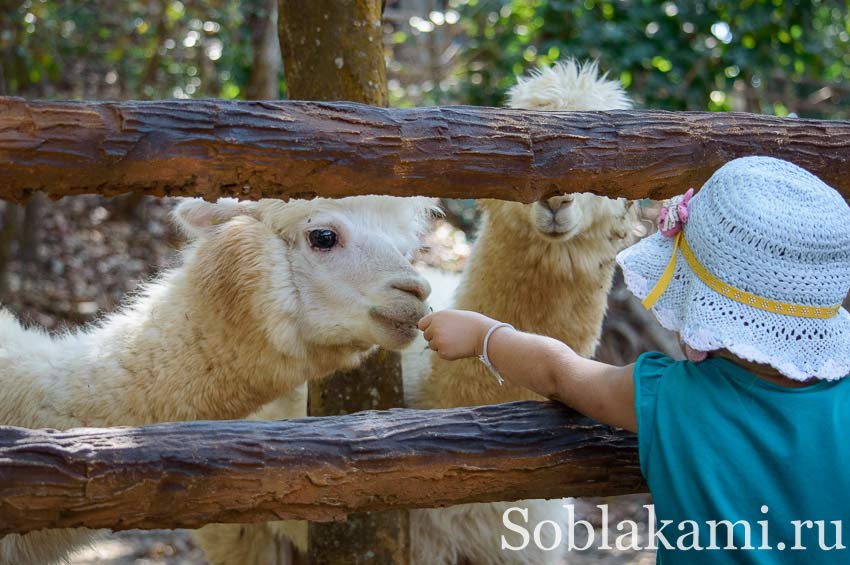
left=418, top=0, right=850, bottom=116
left=4, top=0, right=849, bottom=118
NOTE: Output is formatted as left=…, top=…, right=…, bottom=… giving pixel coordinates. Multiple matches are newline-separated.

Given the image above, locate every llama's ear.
left=173, top=198, right=257, bottom=238
left=626, top=199, right=658, bottom=238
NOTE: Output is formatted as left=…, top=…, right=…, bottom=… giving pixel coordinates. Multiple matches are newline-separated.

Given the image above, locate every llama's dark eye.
left=308, top=229, right=337, bottom=249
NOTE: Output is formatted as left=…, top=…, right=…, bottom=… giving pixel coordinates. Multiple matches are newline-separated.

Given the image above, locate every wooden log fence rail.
left=0, top=401, right=642, bottom=535
left=2, top=97, right=850, bottom=204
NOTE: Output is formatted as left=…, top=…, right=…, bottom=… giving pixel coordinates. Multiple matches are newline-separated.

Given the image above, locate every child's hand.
left=418, top=309, right=499, bottom=360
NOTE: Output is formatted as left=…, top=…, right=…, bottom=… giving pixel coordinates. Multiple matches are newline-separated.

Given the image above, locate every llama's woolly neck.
left=0, top=250, right=361, bottom=430
left=454, top=214, right=622, bottom=356
left=417, top=211, right=625, bottom=409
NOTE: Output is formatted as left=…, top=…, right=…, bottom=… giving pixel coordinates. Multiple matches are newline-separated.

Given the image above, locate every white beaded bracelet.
left=479, top=323, right=514, bottom=385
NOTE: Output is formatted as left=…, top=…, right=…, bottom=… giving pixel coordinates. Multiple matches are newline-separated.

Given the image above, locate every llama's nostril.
left=543, top=194, right=574, bottom=212
left=391, top=277, right=431, bottom=301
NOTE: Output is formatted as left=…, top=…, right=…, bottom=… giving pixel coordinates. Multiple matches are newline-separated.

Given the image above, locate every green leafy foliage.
left=448, top=0, right=850, bottom=118
left=5, top=0, right=850, bottom=119
left=0, top=0, right=280, bottom=100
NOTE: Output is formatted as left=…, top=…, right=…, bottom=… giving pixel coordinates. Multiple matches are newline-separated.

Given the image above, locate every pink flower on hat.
left=658, top=188, right=695, bottom=237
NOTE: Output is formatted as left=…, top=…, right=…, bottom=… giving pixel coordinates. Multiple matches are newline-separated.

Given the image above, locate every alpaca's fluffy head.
left=506, top=59, right=632, bottom=112
left=479, top=193, right=639, bottom=245
left=485, top=59, right=638, bottom=243
left=174, top=196, right=437, bottom=354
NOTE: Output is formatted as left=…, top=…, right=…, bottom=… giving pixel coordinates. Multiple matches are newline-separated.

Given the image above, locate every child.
left=418, top=156, right=850, bottom=563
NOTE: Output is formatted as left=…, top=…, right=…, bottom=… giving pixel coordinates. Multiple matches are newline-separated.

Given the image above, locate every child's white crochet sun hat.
left=617, top=156, right=850, bottom=381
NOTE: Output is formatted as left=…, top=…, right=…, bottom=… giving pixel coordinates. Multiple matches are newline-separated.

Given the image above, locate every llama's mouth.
left=537, top=222, right=581, bottom=240
left=369, top=310, right=420, bottom=345
left=533, top=206, right=581, bottom=240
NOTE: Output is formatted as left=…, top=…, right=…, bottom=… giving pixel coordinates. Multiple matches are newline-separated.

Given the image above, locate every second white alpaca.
left=405, top=60, right=642, bottom=565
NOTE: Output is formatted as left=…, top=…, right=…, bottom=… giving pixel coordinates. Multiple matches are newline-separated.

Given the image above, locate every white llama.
left=0, top=195, right=436, bottom=565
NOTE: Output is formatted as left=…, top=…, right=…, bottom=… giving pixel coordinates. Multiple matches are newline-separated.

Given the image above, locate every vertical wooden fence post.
left=278, top=1, right=409, bottom=563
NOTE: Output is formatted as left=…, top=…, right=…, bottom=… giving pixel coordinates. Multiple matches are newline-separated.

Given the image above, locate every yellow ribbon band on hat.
left=641, top=232, right=841, bottom=319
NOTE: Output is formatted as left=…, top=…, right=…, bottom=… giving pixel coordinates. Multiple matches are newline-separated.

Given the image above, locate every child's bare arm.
left=418, top=309, right=637, bottom=432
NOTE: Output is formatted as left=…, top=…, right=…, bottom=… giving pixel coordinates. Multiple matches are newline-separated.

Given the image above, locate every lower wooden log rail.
left=0, top=401, right=643, bottom=535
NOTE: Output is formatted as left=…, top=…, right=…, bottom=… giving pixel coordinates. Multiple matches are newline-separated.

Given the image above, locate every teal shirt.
left=634, top=352, right=850, bottom=564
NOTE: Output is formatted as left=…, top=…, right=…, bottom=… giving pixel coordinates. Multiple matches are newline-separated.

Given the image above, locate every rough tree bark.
left=0, top=401, right=642, bottom=536
left=278, top=0, right=387, bottom=104
left=18, top=190, right=43, bottom=263
left=277, top=1, right=405, bottom=561
left=306, top=349, right=408, bottom=564
left=245, top=0, right=282, bottom=100
left=2, top=99, right=850, bottom=204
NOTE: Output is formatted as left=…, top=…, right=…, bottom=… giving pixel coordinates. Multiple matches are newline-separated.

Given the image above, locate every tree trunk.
left=278, top=0, right=387, bottom=104
left=18, top=191, right=44, bottom=264
left=306, top=349, right=409, bottom=564
left=246, top=0, right=282, bottom=100
left=0, top=401, right=642, bottom=535
left=278, top=1, right=404, bottom=561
